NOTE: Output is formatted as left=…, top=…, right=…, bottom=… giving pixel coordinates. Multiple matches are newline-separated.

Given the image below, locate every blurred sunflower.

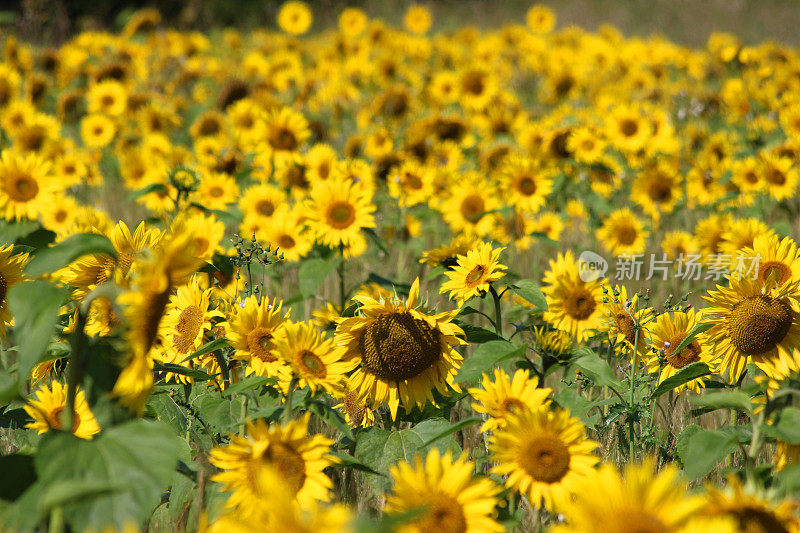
left=403, top=5, right=433, bottom=35
left=277, top=1, right=313, bottom=35
left=703, top=475, right=800, bottom=533
left=596, top=208, right=648, bottom=256
left=24, top=381, right=101, bottom=440
left=228, top=294, right=290, bottom=378
left=80, top=113, right=116, bottom=148
left=304, top=176, right=376, bottom=250
left=386, top=449, right=503, bottom=533
left=193, top=172, right=239, bottom=211
left=0, top=244, right=28, bottom=337
left=210, top=414, right=335, bottom=511
left=440, top=241, right=507, bottom=305
left=489, top=406, right=599, bottom=511
left=498, top=155, right=554, bottom=213
left=335, top=278, right=465, bottom=419
left=265, top=107, right=310, bottom=166
left=468, top=368, right=552, bottom=432
left=735, top=234, right=800, bottom=287
left=87, top=79, right=127, bottom=116
left=260, top=206, right=313, bottom=262
left=0, top=149, right=56, bottom=221
left=551, top=460, right=704, bottom=533
left=526, top=4, right=556, bottom=33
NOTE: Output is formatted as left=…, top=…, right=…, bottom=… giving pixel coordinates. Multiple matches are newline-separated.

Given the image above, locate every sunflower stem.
left=64, top=305, right=88, bottom=436
left=284, top=376, right=298, bottom=423
left=628, top=323, right=640, bottom=461
left=338, top=243, right=346, bottom=314
left=489, top=285, right=503, bottom=337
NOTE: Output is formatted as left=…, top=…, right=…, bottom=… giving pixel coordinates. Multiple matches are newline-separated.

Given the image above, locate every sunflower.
left=386, top=448, right=503, bottom=533
left=61, top=221, right=162, bottom=299
left=41, top=194, right=80, bottom=236
left=80, top=113, right=116, bottom=148
left=265, top=107, right=310, bottom=166
left=338, top=7, right=367, bottom=36
left=239, top=183, right=287, bottom=222
left=774, top=440, right=799, bottom=471
left=209, top=413, right=335, bottom=510
left=631, top=162, right=682, bottom=219
left=702, top=275, right=800, bottom=383
left=759, top=154, right=799, bottom=202
left=488, top=406, right=599, bottom=511
left=260, top=206, right=313, bottom=262
left=228, top=294, right=290, bottom=378
left=551, top=460, right=705, bottom=533
left=304, top=176, right=376, bottom=250
left=601, top=285, right=650, bottom=362
left=87, top=79, right=127, bottom=116
left=647, top=308, right=715, bottom=393
left=606, top=105, right=651, bottom=153
left=440, top=179, right=499, bottom=237
left=273, top=321, right=356, bottom=394
left=193, top=172, right=239, bottom=211
left=184, top=212, right=225, bottom=262
left=0, top=149, right=56, bottom=221
left=440, top=241, right=507, bottom=306
left=567, top=127, right=605, bottom=164
left=719, top=217, right=775, bottom=258
left=694, top=214, right=730, bottom=259
left=332, top=378, right=376, bottom=428
left=662, top=231, right=699, bottom=261
left=159, top=275, right=224, bottom=373
left=387, top=160, right=435, bottom=207
left=533, top=327, right=573, bottom=356
left=24, top=381, right=101, bottom=440
left=596, top=208, right=649, bottom=256
left=468, top=368, right=553, bottom=432
left=543, top=252, right=607, bottom=342
left=335, top=278, right=465, bottom=419
left=703, top=475, right=800, bottom=533
left=0, top=244, right=28, bottom=337
left=403, top=5, right=432, bottom=35
left=498, top=155, right=554, bottom=213
left=277, top=1, right=313, bottom=35
left=114, top=227, right=204, bottom=413
left=419, top=234, right=479, bottom=268
left=735, top=234, right=800, bottom=288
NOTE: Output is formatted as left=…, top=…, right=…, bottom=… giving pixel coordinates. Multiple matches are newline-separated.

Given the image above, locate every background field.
left=9, top=0, right=800, bottom=46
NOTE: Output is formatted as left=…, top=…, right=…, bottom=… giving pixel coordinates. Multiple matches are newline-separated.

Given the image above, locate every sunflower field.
left=2, top=1, right=800, bottom=531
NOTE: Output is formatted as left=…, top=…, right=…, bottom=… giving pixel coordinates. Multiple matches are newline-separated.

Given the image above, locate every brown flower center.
left=565, top=286, right=597, bottom=321
left=359, top=311, right=442, bottom=382
left=517, top=175, right=537, bottom=196
left=6, top=171, right=39, bottom=202
left=246, top=327, right=277, bottom=362
left=326, top=202, right=356, bottom=229
left=173, top=304, right=203, bottom=353
left=664, top=333, right=701, bottom=369
left=729, top=296, right=793, bottom=355
left=620, top=118, right=639, bottom=137
left=465, top=265, right=486, bottom=286
left=270, top=127, right=298, bottom=151
left=460, top=195, right=485, bottom=223
left=520, top=433, right=571, bottom=483
left=299, top=350, right=326, bottom=378
left=416, top=493, right=467, bottom=533
left=263, top=442, right=306, bottom=495
left=759, top=261, right=791, bottom=286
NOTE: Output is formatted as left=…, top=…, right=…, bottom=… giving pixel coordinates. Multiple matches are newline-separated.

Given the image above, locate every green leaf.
left=153, top=362, right=214, bottom=381
left=690, top=391, right=752, bottom=413
left=220, top=375, right=275, bottom=397
left=675, top=424, right=703, bottom=468
left=771, top=407, right=800, bottom=444
left=456, top=340, right=525, bottom=385
left=509, top=280, right=548, bottom=311
left=5, top=281, right=67, bottom=396
left=33, top=420, right=182, bottom=531
left=679, top=428, right=737, bottom=479
left=25, top=233, right=117, bottom=277
left=181, top=337, right=229, bottom=363
left=671, top=322, right=714, bottom=357
left=420, top=416, right=482, bottom=447
left=329, top=451, right=385, bottom=476
left=570, top=347, right=621, bottom=388
left=354, top=419, right=460, bottom=496
left=40, top=479, right=123, bottom=512
left=460, top=323, right=503, bottom=344
left=128, top=182, right=167, bottom=201
left=649, top=362, right=711, bottom=400
left=298, top=257, right=342, bottom=298
left=0, top=454, right=36, bottom=501
left=0, top=220, right=40, bottom=244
